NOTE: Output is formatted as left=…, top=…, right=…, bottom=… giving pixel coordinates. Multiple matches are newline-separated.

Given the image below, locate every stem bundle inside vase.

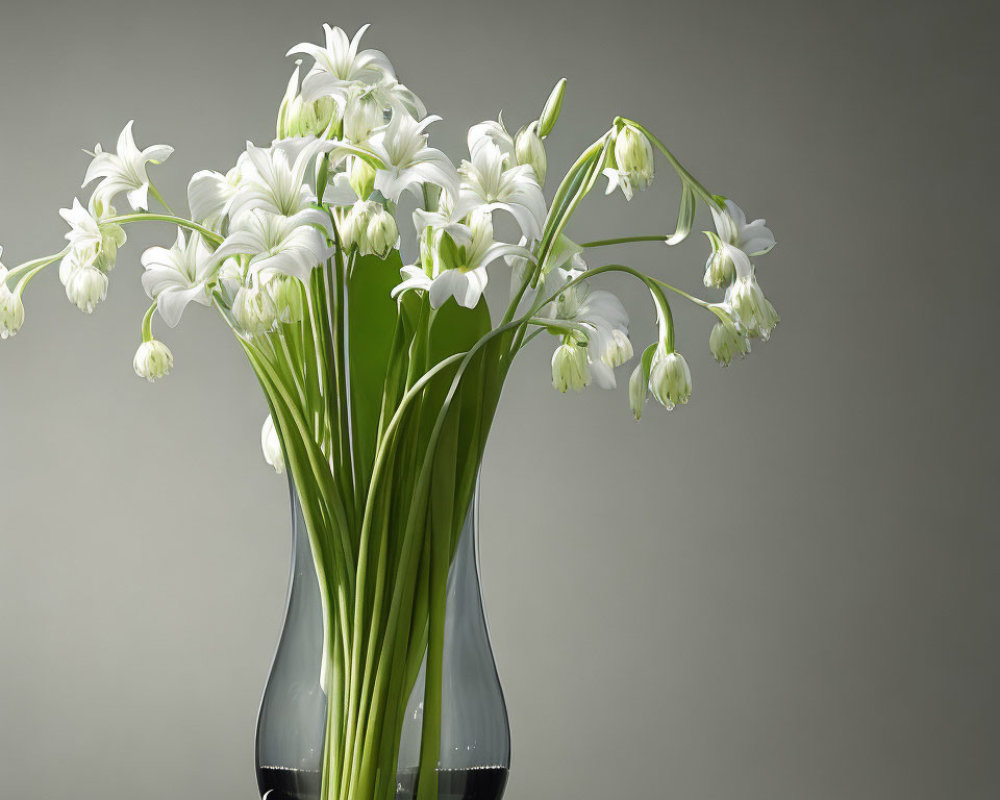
left=0, top=21, right=782, bottom=800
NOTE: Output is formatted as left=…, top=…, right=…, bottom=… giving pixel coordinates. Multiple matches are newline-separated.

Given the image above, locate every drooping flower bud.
left=366, top=206, right=399, bottom=258
left=709, top=312, right=751, bottom=365
left=703, top=233, right=737, bottom=288
left=613, top=123, right=655, bottom=193
left=515, top=122, right=547, bottom=184
left=538, top=78, right=567, bottom=138
left=261, top=414, right=286, bottom=474
left=628, top=364, right=647, bottom=420
left=602, top=328, right=634, bottom=368
left=726, top=275, right=779, bottom=340
left=0, top=265, right=25, bottom=339
left=341, top=200, right=378, bottom=252
left=551, top=341, right=589, bottom=393
left=63, top=263, right=109, bottom=313
left=132, top=339, right=173, bottom=382
left=648, top=348, right=692, bottom=410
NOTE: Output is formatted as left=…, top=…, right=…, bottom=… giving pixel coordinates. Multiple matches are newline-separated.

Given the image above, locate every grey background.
left=0, top=0, right=996, bottom=798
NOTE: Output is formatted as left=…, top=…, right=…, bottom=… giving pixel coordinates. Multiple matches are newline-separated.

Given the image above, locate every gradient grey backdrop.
left=0, top=0, right=996, bottom=798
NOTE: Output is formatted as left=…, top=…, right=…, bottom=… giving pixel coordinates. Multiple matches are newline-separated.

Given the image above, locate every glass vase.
left=255, top=480, right=510, bottom=800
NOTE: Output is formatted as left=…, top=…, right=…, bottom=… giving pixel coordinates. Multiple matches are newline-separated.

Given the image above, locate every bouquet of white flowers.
left=0, top=22, right=778, bottom=800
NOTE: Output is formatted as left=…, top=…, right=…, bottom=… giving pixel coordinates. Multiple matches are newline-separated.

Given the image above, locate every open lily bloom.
left=141, top=230, right=218, bottom=327
left=228, top=138, right=333, bottom=222
left=214, top=209, right=332, bottom=284
left=368, top=112, right=459, bottom=202
left=289, top=24, right=395, bottom=102
left=83, top=121, right=173, bottom=211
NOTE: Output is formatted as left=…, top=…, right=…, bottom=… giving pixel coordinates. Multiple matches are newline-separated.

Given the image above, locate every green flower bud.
left=267, top=275, right=306, bottom=325
left=628, top=364, right=647, bottom=420
left=133, top=339, right=173, bottom=382
left=348, top=157, right=377, bottom=200
left=232, top=285, right=277, bottom=336
left=613, top=123, right=654, bottom=192
left=709, top=314, right=751, bottom=365
left=538, top=78, right=567, bottom=138
left=726, top=276, right=779, bottom=340
left=648, top=348, right=692, bottom=410
left=515, top=122, right=546, bottom=184
left=64, top=264, right=108, bottom=314
left=366, top=206, right=398, bottom=258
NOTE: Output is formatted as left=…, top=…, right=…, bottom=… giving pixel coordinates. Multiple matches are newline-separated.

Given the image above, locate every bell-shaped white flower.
left=0, top=259, right=25, bottom=340
left=648, top=347, right=692, bottom=410
left=340, top=200, right=398, bottom=257
left=261, top=414, right=286, bottom=474
left=368, top=112, right=459, bottom=203
left=708, top=307, right=751, bottom=365
left=133, top=339, right=174, bottom=382
left=232, top=282, right=279, bottom=336
left=603, top=124, right=654, bottom=202
left=551, top=340, right=590, bottom=393
left=214, top=210, right=331, bottom=284
left=61, top=256, right=109, bottom=313
left=703, top=199, right=775, bottom=288
left=459, top=132, right=547, bottom=240
left=289, top=24, right=396, bottom=105
left=83, top=121, right=174, bottom=211
left=141, top=230, right=218, bottom=328
left=725, top=274, right=779, bottom=340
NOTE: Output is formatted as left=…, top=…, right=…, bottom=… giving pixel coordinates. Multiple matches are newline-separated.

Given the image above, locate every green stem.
left=581, top=234, right=670, bottom=248
left=106, top=213, right=224, bottom=246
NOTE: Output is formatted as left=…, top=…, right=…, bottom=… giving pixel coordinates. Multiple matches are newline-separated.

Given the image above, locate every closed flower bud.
left=233, top=285, right=277, bottom=336
left=613, top=124, right=654, bottom=192
left=64, top=264, right=108, bottom=313
left=648, top=348, right=692, bottom=410
left=538, top=78, right=567, bottom=138
left=348, top=156, right=377, bottom=200
left=366, top=206, right=398, bottom=258
left=709, top=314, right=751, bottom=365
left=726, top=275, right=779, bottom=340
left=261, top=414, right=286, bottom=474
left=343, top=92, right=383, bottom=142
left=515, top=122, right=547, bottom=184
left=267, top=275, right=306, bottom=325
left=703, top=238, right=736, bottom=288
left=551, top=341, right=589, bottom=393
left=0, top=267, right=25, bottom=339
left=341, top=200, right=378, bottom=251
left=628, top=364, right=647, bottom=420
left=133, top=339, right=173, bottom=382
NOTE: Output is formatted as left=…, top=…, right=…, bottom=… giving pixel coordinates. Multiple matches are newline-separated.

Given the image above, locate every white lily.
left=368, top=112, right=459, bottom=203
left=141, top=230, right=218, bottom=328
left=289, top=24, right=395, bottom=104
left=214, top=210, right=331, bottom=284
left=393, top=210, right=531, bottom=309
left=229, top=138, right=332, bottom=223
left=188, top=166, right=242, bottom=229
left=59, top=197, right=127, bottom=273
left=83, top=121, right=173, bottom=211
left=459, top=133, right=547, bottom=240
left=704, top=198, right=775, bottom=287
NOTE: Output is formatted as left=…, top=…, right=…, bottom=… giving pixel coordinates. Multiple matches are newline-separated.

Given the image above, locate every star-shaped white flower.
left=289, top=24, right=395, bottom=105
left=83, top=121, right=174, bottom=211
left=368, top=112, right=459, bottom=203
left=141, top=229, right=219, bottom=327
left=704, top=198, right=776, bottom=286
left=458, top=132, right=547, bottom=240
left=213, top=210, right=331, bottom=284
left=228, top=138, right=332, bottom=223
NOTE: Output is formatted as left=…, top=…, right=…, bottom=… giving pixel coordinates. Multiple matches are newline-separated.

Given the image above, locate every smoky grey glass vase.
left=254, top=481, right=510, bottom=800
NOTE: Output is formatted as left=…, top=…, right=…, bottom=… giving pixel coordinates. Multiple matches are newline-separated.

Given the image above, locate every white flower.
left=368, top=112, right=459, bottom=203
left=725, top=275, right=779, bottom=340
left=459, top=131, right=547, bottom=240
left=232, top=283, right=278, bottom=335
left=267, top=274, right=306, bottom=324
left=604, top=124, right=654, bottom=202
left=340, top=200, right=398, bottom=257
left=704, top=199, right=775, bottom=288
left=393, top=210, right=531, bottom=309
left=213, top=210, right=331, bottom=284
left=62, top=257, right=108, bottom=313
left=261, top=414, right=286, bottom=474
left=515, top=122, right=546, bottom=184
left=278, top=62, right=339, bottom=139
left=542, top=268, right=632, bottom=389
left=133, top=339, right=174, bottom=382
left=141, top=230, right=218, bottom=328
left=188, top=166, right=242, bottom=229
left=289, top=24, right=396, bottom=105
left=341, top=85, right=387, bottom=144
left=628, top=363, right=647, bottom=420
left=59, top=198, right=126, bottom=273
left=0, top=259, right=25, bottom=339
left=228, top=138, right=332, bottom=223
left=709, top=308, right=751, bottom=365
left=648, top=348, right=692, bottom=410
left=551, top=341, right=589, bottom=393
left=83, top=121, right=173, bottom=211
left=468, top=119, right=515, bottom=164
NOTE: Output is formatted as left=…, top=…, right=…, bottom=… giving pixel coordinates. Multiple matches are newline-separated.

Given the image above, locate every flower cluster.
left=0, top=22, right=779, bottom=472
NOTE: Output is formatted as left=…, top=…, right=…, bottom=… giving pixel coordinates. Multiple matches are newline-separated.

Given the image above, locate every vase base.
left=257, top=765, right=508, bottom=800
